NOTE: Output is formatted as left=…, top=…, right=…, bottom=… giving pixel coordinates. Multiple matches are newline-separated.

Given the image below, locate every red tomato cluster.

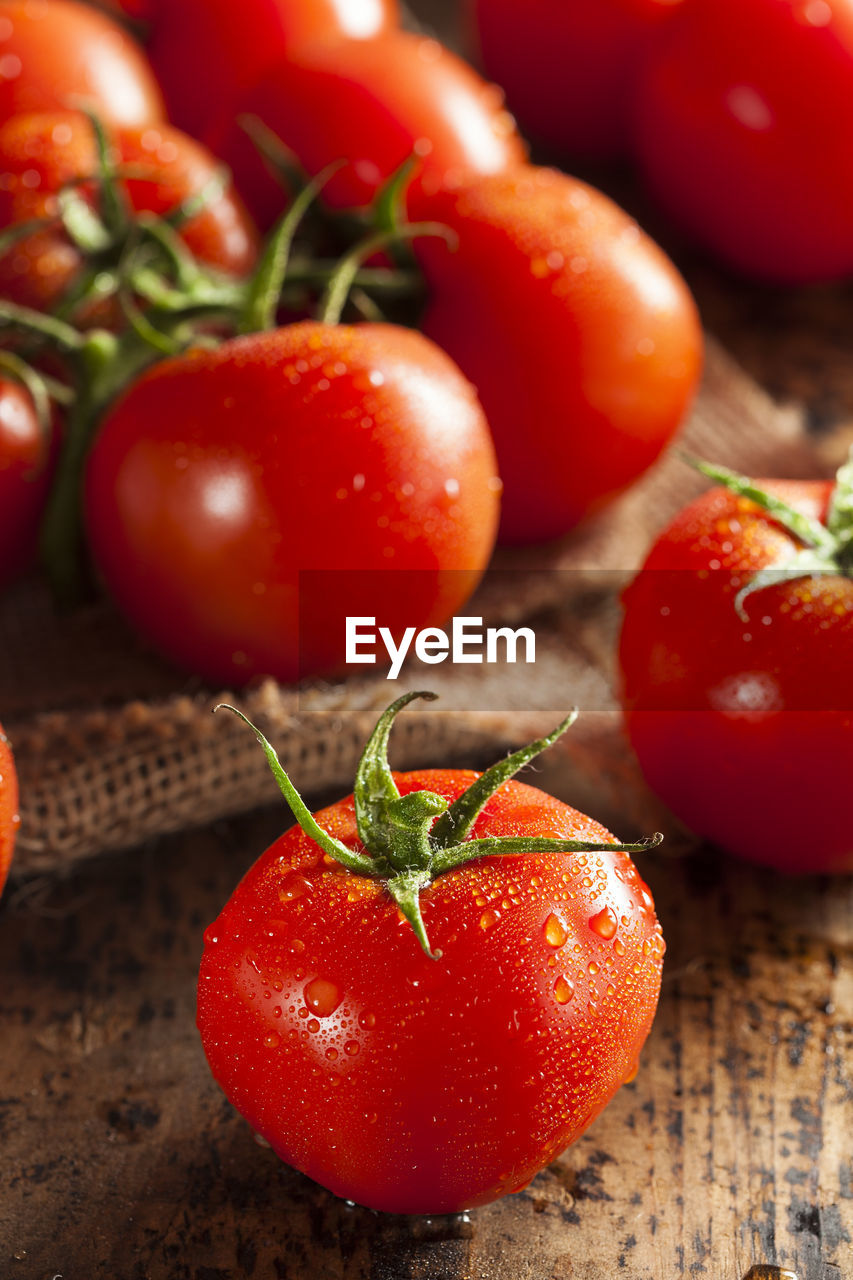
left=0, top=0, right=846, bottom=1227
left=0, top=0, right=701, bottom=683
left=472, top=0, right=853, bottom=284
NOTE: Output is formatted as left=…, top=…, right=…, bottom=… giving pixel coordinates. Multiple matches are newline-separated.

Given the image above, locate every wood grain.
left=0, top=804, right=849, bottom=1280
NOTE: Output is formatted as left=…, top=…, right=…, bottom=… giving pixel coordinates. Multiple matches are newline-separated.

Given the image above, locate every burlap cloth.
left=1, top=338, right=827, bottom=877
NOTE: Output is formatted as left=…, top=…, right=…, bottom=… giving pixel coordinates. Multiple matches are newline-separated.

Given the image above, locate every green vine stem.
left=217, top=694, right=662, bottom=958
left=694, top=455, right=853, bottom=619
left=319, top=222, right=455, bottom=326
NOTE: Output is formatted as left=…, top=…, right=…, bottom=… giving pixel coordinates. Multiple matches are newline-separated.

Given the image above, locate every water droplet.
left=203, top=927, right=219, bottom=946
left=588, top=961, right=599, bottom=976
left=263, top=1033, right=280, bottom=1049
left=358, top=1010, right=376, bottom=1030
left=345, top=1040, right=360, bottom=1056
left=553, top=976, right=575, bottom=1004
left=589, top=906, right=618, bottom=940
left=326, top=1047, right=338, bottom=1061
left=543, top=913, right=568, bottom=947
left=307, top=1018, right=320, bottom=1033
left=304, top=977, right=342, bottom=1017
left=479, top=909, right=500, bottom=931
left=279, top=871, right=312, bottom=903
left=613, top=937, right=626, bottom=957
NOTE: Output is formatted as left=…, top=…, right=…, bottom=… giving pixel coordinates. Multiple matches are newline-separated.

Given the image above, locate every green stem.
left=354, top=691, right=436, bottom=859
left=0, top=350, right=55, bottom=435
left=239, top=161, right=345, bottom=334
left=319, top=222, right=455, bottom=326
left=430, top=709, right=579, bottom=849
left=431, top=832, right=663, bottom=878
left=0, top=299, right=86, bottom=352
left=693, top=458, right=836, bottom=556
left=214, top=706, right=376, bottom=875
left=222, top=695, right=663, bottom=959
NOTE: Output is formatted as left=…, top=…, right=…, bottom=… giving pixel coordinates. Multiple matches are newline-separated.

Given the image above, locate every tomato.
left=148, top=0, right=399, bottom=140
left=0, top=374, right=55, bottom=588
left=210, top=29, right=525, bottom=227
left=197, top=694, right=665, bottom=1213
left=470, top=0, right=683, bottom=160
left=620, top=465, right=853, bottom=872
left=0, top=112, right=259, bottom=315
left=84, top=322, right=500, bottom=686
left=634, top=0, right=853, bottom=283
left=0, top=721, right=19, bottom=898
left=416, top=165, right=702, bottom=545
left=0, top=0, right=164, bottom=129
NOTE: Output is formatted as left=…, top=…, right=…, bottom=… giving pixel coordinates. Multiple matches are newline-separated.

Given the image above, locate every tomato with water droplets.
left=197, top=695, right=665, bottom=1213
left=0, top=374, right=56, bottom=589
left=0, top=111, right=259, bottom=316
left=0, top=0, right=164, bottom=129
left=620, top=462, right=853, bottom=872
left=0, top=722, right=20, bottom=898
left=85, top=323, right=499, bottom=686
left=148, top=0, right=400, bottom=140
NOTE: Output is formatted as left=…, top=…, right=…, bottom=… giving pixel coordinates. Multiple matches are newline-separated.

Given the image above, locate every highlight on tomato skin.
left=0, top=376, right=57, bottom=591
left=0, top=0, right=165, bottom=129
left=620, top=473, right=853, bottom=873
left=84, top=322, right=500, bottom=687
left=633, top=0, right=853, bottom=283
left=147, top=0, right=401, bottom=141
left=415, top=165, right=703, bottom=545
left=198, top=774, right=664, bottom=1214
left=208, top=28, right=525, bottom=229
left=0, top=723, right=20, bottom=899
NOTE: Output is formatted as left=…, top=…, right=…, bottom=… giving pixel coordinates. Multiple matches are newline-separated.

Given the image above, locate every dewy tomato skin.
left=0, top=0, right=165, bottom=129
left=210, top=30, right=525, bottom=227
left=470, top=0, right=684, bottom=160
left=634, top=0, right=853, bottom=283
left=0, top=723, right=20, bottom=898
left=0, top=376, right=56, bottom=589
left=620, top=480, right=853, bottom=873
left=149, top=0, right=400, bottom=139
left=197, top=770, right=664, bottom=1214
left=417, top=166, right=703, bottom=545
left=84, top=323, right=500, bottom=686
left=0, top=112, right=259, bottom=315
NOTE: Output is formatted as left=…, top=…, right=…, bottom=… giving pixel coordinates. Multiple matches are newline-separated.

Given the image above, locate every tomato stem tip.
left=217, top=695, right=663, bottom=958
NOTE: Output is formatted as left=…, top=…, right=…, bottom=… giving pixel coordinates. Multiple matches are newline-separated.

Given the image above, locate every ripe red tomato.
left=620, top=471, right=853, bottom=872
left=210, top=29, right=525, bottom=227
left=0, top=112, right=259, bottom=315
left=416, top=165, right=703, bottom=545
left=0, top=721, right=19, bottom=898
left=0, top=375, right=56, bottom=589
left=85, top=322, right=500, bottom=686
left=148, top=0, right=399, bottom=140
left=197, top=697, right=665, bottom=1213
left=0, top=0, right=164, bottom=129
left=470, top=0, right=683, bottom=160
left=634, top=0, right=853, bottom=283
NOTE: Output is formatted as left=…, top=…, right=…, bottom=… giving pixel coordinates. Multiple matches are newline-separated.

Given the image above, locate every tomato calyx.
left=218, top=692, right=663, bottom=957
left=695, top=455, right=853, bottom=619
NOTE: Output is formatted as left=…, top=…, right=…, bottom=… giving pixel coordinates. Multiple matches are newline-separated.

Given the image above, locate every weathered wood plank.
left=1, top=803, right=849, bottom=1279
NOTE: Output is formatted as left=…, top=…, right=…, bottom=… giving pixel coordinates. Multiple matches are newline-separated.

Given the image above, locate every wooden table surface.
left=3, top=2, right=853, bottom=1278
left=1, top=802, right=850, bottom=1280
